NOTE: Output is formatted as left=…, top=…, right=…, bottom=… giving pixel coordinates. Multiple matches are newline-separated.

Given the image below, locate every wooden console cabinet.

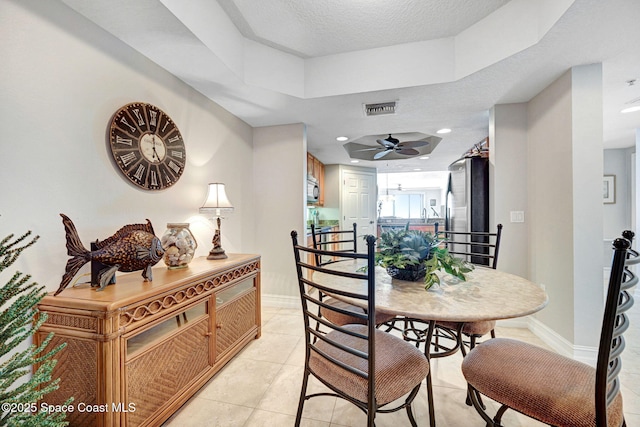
left=35, top=254, right=261, bottom=427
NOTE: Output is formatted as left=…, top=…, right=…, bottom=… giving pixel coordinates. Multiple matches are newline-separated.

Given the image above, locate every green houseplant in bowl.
left=374, top=227, right=474, bottom=290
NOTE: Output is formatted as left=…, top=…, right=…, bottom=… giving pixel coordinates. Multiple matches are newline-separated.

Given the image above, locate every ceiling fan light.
left=336, top=136, right=349, bottom=141
left=386, top=134, right=400, bottom=144
left=437, top=128, right=452, bottom=134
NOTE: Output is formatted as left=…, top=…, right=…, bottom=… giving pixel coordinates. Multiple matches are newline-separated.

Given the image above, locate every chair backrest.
left=310, top=223, right=358, bottom=266
left=291, top=231, right=377, bottom=405
left=435, top=223, right=503, bottom=269
left=595, top=230, right=637, bottom=426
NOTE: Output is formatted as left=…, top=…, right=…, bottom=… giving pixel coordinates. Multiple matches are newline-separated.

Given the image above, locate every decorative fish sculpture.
left=55, top=214, right=165, bottom=296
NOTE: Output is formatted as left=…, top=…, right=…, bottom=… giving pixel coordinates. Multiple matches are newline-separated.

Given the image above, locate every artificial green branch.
left=0, top=230, right=70, bottom=427
left=369, top=228, right=474, bottom=290
left=423, top=246, right=475, bottom=290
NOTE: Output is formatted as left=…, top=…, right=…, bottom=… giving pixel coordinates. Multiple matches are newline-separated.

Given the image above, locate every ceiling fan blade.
left=376, top=138, right=395, bottom=148
left=353, top=147, right=384, bottom=152
left=397, top=140, right=429, bottom=148
left=374, top=149, right=392, bottom=160
left=396, top=148, right=419, bottom=156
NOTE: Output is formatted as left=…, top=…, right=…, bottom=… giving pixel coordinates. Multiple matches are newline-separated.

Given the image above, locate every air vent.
left=364, top=101, right=397, bottom=116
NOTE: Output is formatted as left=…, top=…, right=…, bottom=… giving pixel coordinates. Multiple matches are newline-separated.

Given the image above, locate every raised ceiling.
left=60, top=0, right=640, bottom=172
left=216, top=0, right=511, bottom=57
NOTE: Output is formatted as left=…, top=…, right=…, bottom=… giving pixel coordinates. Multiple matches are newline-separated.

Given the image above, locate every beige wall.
left=528, top=64, right=604, bottom=348
left=490, top=103, right=529, bottom=278
left=253, top=124, right=307, bottom=305
left=527, top=69, right=577, bottom=343
left=1, top=1, right=256, bottom=294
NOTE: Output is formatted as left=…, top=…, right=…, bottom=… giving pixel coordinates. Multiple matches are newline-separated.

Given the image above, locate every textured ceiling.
left=216, top=0, right=510, bottom=57
left=59, top=0, right=640, bottom=173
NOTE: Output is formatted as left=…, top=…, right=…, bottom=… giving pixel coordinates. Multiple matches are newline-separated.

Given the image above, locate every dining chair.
left=310, top=223, right=395, bottom=327
left=461, top=230, right=637, bottom=427
left=432, top=223, right=503, bottom=357
left=290, top=231, right=434, bottom=427
left=401, top=224, right=503, bottom=358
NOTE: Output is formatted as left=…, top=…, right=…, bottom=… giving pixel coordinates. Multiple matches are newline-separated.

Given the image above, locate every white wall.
left=603, top=148, right=634, bottom=268
left=603, top=148, right=634, bottom=238
left=569, top=65, right=605, bottom=349
left=0, top=0, right=255, bottom=294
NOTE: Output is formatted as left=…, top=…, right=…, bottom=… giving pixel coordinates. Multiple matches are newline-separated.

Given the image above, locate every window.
left=379, top=193, right=423, bottom=218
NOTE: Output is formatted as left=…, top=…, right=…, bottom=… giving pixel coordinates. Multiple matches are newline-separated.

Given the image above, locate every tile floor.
left=164, top=293, right=640, bottom=426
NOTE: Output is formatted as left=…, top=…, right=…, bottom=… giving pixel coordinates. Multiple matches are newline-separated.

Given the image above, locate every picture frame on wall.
left=603, top=175, right=616, bottom=204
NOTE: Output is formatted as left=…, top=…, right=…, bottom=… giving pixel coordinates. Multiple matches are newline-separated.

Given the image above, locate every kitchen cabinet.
left=377, top=223, right=439, bottom=238
left=34, top=255, right=261, bottom=427
left=409, top=224, right=438, bottom=233
left=307, top=153, right=325, bottom=206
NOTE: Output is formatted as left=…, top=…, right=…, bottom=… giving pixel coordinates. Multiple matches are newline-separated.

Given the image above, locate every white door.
left=342, top=170, right=377, bottom=252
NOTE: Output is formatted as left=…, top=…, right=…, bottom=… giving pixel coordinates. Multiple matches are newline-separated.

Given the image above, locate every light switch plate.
left=510, top=211, right=525, bottom=223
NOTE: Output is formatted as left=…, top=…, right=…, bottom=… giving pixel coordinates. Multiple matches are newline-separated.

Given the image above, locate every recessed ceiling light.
left=413, top=168, right=422, bottom=171
left=621, top=106, right=640, bottom=114
left=336, top=136, right=349, bottom=141
left=419, top=156, right=430, bottom=160
left=350, top=159, right=359, bottom=163
left=437, top=128, right=452, bottom=134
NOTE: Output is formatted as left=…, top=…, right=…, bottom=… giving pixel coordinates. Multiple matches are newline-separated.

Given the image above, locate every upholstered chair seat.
left=310, top=324, right=430, bottom=406
left=436, top=319, right=495, bottom=337
left=462, top=338, right=624, bottom=427
left=461, top=232, right=636, bottom=427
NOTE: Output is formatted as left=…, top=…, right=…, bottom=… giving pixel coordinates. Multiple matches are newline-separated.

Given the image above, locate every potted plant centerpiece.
left=374, top=226, right=475, bottom=290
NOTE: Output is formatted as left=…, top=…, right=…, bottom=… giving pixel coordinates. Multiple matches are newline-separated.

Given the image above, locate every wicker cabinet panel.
left=126, top=320, right=210, bottom=426
left=38, top=333, right=98, bottom=427
left=216, top=289, right=256, bottom=360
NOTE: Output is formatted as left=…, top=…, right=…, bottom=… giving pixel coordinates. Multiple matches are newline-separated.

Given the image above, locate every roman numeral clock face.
left=109, top=102, right=186, bottom=190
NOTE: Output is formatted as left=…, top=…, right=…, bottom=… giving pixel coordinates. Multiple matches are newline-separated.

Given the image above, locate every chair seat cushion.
left=461, top=338, right=624, bottom=427
left=310, top=324, right=430, bottom=406
left=437, top=320, right=496, bottom=336
left=321, top=298, right=396, bottom=326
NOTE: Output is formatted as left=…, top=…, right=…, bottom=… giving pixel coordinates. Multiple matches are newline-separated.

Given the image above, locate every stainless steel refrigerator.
left=445, top=156, right=490, bottom=265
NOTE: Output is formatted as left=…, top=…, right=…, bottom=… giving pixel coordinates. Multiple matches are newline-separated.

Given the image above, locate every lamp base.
left=207, top=247, right=228, bottom=260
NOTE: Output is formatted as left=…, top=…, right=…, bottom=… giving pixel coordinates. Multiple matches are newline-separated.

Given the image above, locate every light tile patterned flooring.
left=164, top=294, right=640, bottom=426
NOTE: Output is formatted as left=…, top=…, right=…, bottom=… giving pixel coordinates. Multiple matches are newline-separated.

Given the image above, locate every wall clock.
left=108, top=102, right=186, bottom=190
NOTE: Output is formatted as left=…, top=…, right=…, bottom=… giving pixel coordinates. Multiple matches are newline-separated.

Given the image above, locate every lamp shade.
left=199, top=183, right=234, bottom=214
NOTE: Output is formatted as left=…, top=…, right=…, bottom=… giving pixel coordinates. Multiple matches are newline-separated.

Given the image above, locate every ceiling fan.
left=343, top=133, right=440, bottom=161
left=370, top=134, right=429, bottom=159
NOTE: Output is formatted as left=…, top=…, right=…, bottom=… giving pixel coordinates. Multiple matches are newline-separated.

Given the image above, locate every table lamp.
left=199, top=183, right=234, bottom=259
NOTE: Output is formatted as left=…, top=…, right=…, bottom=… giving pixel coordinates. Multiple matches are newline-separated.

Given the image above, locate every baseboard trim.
left=528, top=317, right=597, bottom=366
left=496, top=317, right=529, bottom=329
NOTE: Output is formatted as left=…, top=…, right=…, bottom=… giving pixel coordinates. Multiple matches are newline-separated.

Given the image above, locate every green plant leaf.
left=371, top=228, right=474, bottom=290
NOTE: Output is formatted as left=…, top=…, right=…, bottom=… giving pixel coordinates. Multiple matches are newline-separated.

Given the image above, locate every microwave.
left=307, top=176, right=319, bottom=203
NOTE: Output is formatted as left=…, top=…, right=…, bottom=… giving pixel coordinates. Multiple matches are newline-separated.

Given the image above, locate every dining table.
left=315, top=260, right=548, bottom=323
left=313, top=260, right=549, bottom=426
